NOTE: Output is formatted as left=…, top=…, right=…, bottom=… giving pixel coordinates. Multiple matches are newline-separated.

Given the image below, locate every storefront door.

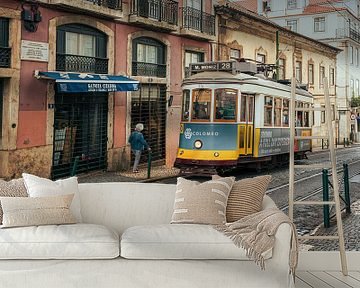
left=131, top=83, right=167, bottom=165
left=52, top=92, right=108, bottom=179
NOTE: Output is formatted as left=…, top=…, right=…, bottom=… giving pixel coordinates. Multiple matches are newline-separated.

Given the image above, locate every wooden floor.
left=296, top=252, right=360, bottom=288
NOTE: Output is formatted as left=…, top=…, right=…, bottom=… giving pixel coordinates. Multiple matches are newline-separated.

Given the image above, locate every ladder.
left=288, top=77, right=348, bottom=275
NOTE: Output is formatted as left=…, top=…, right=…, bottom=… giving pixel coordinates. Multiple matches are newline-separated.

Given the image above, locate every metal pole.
left=322, top=169, right=330, bottom=228
left=147, top=150, right=152, bottom=179
left=70, top=156, right=80, bottom=177
left=343, top=163, right=351, bottom=214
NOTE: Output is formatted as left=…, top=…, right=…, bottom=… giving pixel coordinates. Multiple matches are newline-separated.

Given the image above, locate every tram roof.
left=182, top=71, right=313, bottom=99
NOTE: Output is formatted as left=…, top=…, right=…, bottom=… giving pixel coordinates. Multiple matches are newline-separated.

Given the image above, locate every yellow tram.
left=175, top=61, right=313, bottom=172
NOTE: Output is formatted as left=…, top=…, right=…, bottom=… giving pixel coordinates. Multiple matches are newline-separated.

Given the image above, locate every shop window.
left=214, top=89, right=237, bottom=122
left=283, top=99, right=289, bottom=126
left=132, top=37, right=166, bottom=78
left=264, top=96, right=273, bottom=126
left=191, top=89, right=211, bottom=121
left=182, top=89, right=190, bottom=121
left=274, top=98, right=282, bottom=127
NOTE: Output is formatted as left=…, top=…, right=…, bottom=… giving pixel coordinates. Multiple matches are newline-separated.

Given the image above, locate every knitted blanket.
left=214, top=208, right=298, bottom=276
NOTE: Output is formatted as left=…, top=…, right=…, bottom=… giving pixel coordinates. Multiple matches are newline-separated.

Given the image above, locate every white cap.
left=135, top=123, right=144, bottom=131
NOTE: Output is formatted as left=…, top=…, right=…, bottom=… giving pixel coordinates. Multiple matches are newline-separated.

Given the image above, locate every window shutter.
left=56, top=29, right=65, bottom=54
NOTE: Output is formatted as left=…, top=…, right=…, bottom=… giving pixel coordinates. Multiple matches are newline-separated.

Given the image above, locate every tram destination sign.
left=190, top=61, right=235, bottom=74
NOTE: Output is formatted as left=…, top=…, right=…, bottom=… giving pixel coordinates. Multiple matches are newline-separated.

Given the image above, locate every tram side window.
left=296, top=102, right=303, bottom=127
left=192, top=89, right=211, bottom=121
left=240, top=96, right=246, bottom=122
left=304, top=103, right=310, bottom=127
left=264, top=96, right=273, bottom=126
left=182, top=90, right=190, bottom=121
left=274, top=98, right=282, bottom=127
left=283, top=99, right=289, bottom=126
left=215, top=89, right=237, bottom=121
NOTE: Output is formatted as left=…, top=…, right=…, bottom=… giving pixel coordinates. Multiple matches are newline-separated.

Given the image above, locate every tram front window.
left=192, top=89, right=211, bottom=121
left=215, top=89, right=237, bottom=121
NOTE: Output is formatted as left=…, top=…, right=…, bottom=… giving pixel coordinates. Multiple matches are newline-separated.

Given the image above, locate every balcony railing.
left=85, top=0, right=122, bottom=10
left=336, top=27, right=360, bottom=44
left=132, top=61, right=166, bottom=78
left=56, top=54, right=108, bottom=74
left=131, top=0, right=178, bottom=25
left=0, top=47, right=11, bottom=68
left=180, top=7, right=215, bottom=36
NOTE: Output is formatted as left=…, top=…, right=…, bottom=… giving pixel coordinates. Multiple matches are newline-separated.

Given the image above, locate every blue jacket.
left=128, top=131, right=149, bottom=151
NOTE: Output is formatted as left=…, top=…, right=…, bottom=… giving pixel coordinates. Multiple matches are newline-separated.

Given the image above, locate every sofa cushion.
left=121, top=224, right=272, bottom=260
left=0, top=194, right=76, bottom=228
left=0, top=178, right=28, bottom=224
left=0, top=224, right=119, bottom=259
left=213, top=175, right=272, bottom=222
left=171, top=177, right=234, bottom=225
left=22, top=173, right=82, bottom=222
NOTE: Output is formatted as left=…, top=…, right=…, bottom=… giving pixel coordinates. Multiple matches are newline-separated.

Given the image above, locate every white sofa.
left=0, top=182, right=294, bottom=288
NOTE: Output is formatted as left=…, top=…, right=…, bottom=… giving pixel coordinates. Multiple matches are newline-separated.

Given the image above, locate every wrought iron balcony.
left=56, top=54, right=108, bottom=74
left=180, top=7, right=215, bottom=36
left=336, top=27, right=360, bottom=44
left=84, top=0, right=122, bottom=10
left=0, top=47, right=11, bottom=68
left=130, top=0, right=178, bottom=25
left=132, top=61, right=166, bottom=78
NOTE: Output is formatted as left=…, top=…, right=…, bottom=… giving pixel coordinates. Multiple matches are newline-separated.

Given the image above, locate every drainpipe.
left=276, top=30, right=279, bottom=80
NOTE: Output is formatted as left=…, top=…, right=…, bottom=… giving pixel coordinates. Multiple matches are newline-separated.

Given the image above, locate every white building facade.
left=257, top=0, right=360, bottom=143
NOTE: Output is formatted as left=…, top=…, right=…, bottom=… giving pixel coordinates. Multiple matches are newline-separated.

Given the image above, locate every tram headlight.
left=179, top=150, right=184, bottom=155
left=194, top=140, right=203, bottom=149
left=214, top=152, right=219, bottom=157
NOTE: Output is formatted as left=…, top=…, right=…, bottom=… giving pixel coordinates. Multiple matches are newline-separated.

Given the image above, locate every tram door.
left=238, top=94, right=254, bottom=155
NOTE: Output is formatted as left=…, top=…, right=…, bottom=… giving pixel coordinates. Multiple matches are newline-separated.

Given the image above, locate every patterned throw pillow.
left=171, top=177, right=235, bottom=225
left=0, top=194, right=76, bottom=228
left=213, top=175, right=272, bottom=222
left=0, top=179, right=28, bottom=224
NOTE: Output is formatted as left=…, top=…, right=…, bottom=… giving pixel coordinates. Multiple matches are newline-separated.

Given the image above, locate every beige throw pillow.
left=171, top=177, right=235, bottom=225
left=213, top=175, right=272, bottom=222
left=0, top=179, right=28, bottom=224
left=0, top=194, right=76, bottom=228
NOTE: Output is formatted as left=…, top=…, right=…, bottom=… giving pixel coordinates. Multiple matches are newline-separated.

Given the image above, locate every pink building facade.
left=0, top=0, right=215, bottom=179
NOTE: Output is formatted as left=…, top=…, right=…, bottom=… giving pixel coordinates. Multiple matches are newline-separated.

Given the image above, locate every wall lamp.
left=21, top=2, right=42, bottom=32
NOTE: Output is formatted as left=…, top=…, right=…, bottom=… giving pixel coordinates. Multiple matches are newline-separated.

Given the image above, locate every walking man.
left=128, top=123, right=150, bottom=173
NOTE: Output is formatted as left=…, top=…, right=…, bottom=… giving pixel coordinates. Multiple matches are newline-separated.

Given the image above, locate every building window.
left=264, top=96, right=273, bottom=126
left=0, top=79, right=3, bottom=139
left=320, top=66, right=325, bottom=87
left=356, top=80, right=359, bottom=97
left=287, top=20, right=298, bottom=32
left=262, top=1, right=271, bottom=12
left=257, top=53, right=266, bottom=63
left=314, top=17, right=325, bottom=32
left=321, top=105, right=326, bottom=123
left=132, top=37, right=166, bottom=78
left=182, top=89, right=190, bottom=121
left=185, top=50, right=204, bottom=77
left=230, top=49, right=241, bottom=60
left=56, top=24, right=108, bottom=74
left=308, top=63, right=314, bottom=85
left=0, top=18, right=10, bottom=68
left=192, top=89, right=211, bottom=121
left=214, top=89, right=237, bottom=122
left=287, top=0, right=297, bottom=9
left=278, top=58, right=285, bottom=80
left=351, top=79, right=354, bottom=97
left=330, top=68, right=335, bottom=86
left=295, top=61, right=302, bottom=83
left=283, top=99, right=289, bottom=127
left=350, top=45, right=354, bottom=64
left=356, top=48, right=359, bottom=66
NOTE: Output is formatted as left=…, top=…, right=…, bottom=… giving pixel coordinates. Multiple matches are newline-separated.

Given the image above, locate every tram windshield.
left=192, top=89, right=211, bottom=121
left=214, top=89, right=237, bottom=121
